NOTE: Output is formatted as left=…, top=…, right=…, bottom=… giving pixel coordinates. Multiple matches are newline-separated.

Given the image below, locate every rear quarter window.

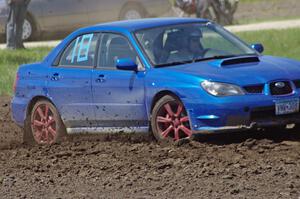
left=59, top=33, right=99, bottom=67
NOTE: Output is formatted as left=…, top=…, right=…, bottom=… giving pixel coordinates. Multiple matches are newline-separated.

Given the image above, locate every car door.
left=47, top=33, right=99, bottom=128
left=41, top=0, right=88, bottom=32
left=92, top=33, right=148, bottom=128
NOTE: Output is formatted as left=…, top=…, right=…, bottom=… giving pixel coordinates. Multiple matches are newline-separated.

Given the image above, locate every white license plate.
left=275, top=98, right=299, bottom=115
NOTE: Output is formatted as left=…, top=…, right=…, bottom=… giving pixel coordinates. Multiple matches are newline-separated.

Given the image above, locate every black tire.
left=119, top=4, right=146, bottom=20
left=151, top=95, right=192, bottom=142
left=23, top=100, right=67, bottom=145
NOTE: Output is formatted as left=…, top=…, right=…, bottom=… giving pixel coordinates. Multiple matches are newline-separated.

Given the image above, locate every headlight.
left=201, top=81, right=245, bottom=96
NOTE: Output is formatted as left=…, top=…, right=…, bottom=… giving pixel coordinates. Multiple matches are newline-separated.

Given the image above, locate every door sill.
left=66, top=126, right=149, bottom=134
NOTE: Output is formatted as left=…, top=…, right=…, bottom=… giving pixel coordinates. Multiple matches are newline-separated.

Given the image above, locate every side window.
left=98, top=33, right=143, bottom=70
left=59, top=33, right=99, bottom=67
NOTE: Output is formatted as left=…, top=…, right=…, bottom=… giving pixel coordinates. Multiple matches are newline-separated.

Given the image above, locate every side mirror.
left=251, top=43, right=264, bottom=53
left=116, top=58, right=138, bottom=72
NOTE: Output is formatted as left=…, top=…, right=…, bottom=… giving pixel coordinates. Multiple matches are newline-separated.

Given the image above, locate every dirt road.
left=1, top=96, right=300, bottom=199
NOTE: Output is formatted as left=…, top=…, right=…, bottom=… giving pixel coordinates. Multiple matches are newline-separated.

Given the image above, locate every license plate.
left=275, top=98, right=299, bottom=115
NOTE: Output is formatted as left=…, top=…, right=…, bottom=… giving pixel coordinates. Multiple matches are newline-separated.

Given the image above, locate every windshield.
left=135, top=23, right=257, bottom=67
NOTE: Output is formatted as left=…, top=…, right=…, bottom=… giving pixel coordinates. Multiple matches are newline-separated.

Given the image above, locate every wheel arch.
left=25, top=96, right=57, bottom=119
left=150, top=90, right=182, bottom=115
left=149, top=90, right=193, bottom=141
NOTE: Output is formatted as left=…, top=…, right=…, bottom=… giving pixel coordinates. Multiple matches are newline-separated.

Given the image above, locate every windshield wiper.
left=154, top=54, right=258, bottom=67
left=192, top=55, right=236, bottom=62
left=155, top=60, right=193, bottom=68
left=193, top=54, right=258, bottom=63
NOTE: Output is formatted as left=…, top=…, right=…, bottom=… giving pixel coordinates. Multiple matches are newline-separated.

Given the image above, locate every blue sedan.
left=11, top=18, right=300, bottom=145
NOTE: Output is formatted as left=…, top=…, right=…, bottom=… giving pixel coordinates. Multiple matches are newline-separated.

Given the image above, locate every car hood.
left=160, top=55, right=300, bottom=86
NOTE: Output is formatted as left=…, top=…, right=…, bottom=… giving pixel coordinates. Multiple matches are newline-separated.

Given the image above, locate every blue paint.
left=11, top=18, right=300, bottom=134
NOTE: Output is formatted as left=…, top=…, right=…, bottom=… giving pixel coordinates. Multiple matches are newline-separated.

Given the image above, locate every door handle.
left=96, top=74, right=105, bottom=83
left=51, top=73, right=60, bottom=81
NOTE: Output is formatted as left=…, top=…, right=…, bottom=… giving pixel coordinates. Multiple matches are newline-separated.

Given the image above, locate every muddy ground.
left=0, top=96, right=300, bottom=199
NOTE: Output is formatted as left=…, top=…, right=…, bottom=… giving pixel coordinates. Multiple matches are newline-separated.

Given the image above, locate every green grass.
left=1, top=28, right=300, bottom=96
left=0, top=47, right=52, bottom=96
left=237, top=28, right=300, bottom=61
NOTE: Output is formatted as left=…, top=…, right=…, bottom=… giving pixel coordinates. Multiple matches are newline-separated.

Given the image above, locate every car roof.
left=84, top=18, right=210, bottom=33
left=48, top=18, right=210, bottom=64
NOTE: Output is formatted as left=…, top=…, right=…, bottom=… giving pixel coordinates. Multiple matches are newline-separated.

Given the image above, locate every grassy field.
left=237, top=28, right=300, bottom=60
left=0, top=47, right=51, bottom=96
left=0, top=28, right=300, bottom=96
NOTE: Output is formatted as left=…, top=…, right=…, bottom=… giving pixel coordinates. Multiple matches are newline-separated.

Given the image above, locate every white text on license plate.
left=275, top=98, right=299, bottom=115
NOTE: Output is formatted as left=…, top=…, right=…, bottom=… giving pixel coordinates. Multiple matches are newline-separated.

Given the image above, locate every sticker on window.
left=71, top=33, right=94, bottom=63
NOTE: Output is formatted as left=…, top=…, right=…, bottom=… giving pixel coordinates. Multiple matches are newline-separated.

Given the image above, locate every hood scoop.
left=219, top=56, right=260, bottom=67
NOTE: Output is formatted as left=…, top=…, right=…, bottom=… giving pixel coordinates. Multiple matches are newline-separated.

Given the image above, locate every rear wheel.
left=151, top=95, right=192, bottom=141
left=24, top=100, right=66, bottom=145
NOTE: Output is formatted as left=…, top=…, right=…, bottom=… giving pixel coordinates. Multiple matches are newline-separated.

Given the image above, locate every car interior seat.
left=159, top=31, right=185, bottom=63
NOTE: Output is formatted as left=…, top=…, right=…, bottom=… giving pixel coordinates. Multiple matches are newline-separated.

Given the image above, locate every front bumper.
left=184, top=93, right=300, bottom=134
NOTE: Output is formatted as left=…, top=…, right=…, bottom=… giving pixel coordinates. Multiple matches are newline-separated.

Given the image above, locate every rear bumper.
left=11, top=96, right=29, bottom=127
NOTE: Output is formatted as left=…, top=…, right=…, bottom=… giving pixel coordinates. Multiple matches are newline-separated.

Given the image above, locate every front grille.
left=243, top=84, right=264, bottom=94
left=269, top=81, right=292, bottom=95
left=293, top=79, right=300, bottom=88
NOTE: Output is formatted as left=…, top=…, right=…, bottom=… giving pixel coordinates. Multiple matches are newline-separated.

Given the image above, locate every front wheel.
left=24, top=100, right=66, bottom=145
left=151, top=95, right=193, bottom=141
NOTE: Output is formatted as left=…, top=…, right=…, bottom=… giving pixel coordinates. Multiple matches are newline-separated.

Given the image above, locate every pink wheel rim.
left=31, top=104, right=57, bottom=144
left=156, top=101, right=192, bottom=141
